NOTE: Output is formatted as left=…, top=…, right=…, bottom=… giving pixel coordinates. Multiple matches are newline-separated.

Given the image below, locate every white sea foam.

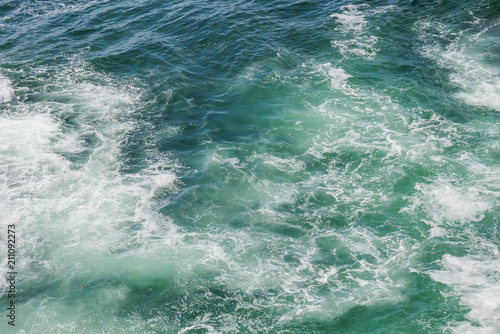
left=178, top=324, right=218, bottom=334
left=455, top=69, right=500, bottom=111
left=261, top=155, right=306, bottom=173
left=417, top=19, right=500, bottom=111
left=414, top=180, right=493, bottom=225
left=0, top=65, right=179, bottom=299
left=429, top=255, right=500, bottom=333
left=0, top=74, right=13, bottom=103
left=400, top=175, right=495, bottom=237
left=330, top=4, right=370, bottom=32
left=330, top=4, right=383, bottom=60
left=216, top=227, right=409, bottom=324
left=306, top=62, right=354, bottom=92
left=179, top=135, right=413, bottom=324
left=323, top=63, right=352, bottom=90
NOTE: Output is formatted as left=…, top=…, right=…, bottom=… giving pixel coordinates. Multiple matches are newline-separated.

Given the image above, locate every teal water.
left=0, top=0, right=499, bottom=333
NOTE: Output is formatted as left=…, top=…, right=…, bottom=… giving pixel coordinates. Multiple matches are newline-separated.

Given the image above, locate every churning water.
left=0, top=0, right=499, bottom=333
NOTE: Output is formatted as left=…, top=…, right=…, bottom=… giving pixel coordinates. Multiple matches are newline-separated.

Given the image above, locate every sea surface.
left=0, top=0, right=499, bottom=333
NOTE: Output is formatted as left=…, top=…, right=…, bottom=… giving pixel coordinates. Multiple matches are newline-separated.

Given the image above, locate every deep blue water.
left=1, top=0, right=499, bottom=333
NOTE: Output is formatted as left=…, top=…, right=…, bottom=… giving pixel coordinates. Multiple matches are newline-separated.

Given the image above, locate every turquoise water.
left=0, top=0, right=499, bottom=333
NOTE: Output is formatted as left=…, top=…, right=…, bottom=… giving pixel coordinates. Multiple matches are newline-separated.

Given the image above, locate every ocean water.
left=0, top=0, right=499, bottom=333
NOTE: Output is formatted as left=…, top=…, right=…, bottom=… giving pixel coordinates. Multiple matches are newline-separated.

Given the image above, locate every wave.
left=0, top=63, right=179, bottom=331
left=0, top=74, right=13, bottom=103
left=416, top=18, right=500, bottom=111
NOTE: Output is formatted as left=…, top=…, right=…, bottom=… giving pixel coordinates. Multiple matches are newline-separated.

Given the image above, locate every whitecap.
left=330, top=4, right=380, bottom=60
left=314, top=62, right=352, bottom=90
left=0, top=64, right=180, bottom=298
left=416, top=19, right=500, bottom=111
left=178, top=324, right=218, bottom=334
left=404, top=179, right=493, bottom=231
left=0, top=74, right=13, bottom=103
left=330, top=4, right=370, bottom=32
left=429, top=255, right=500, bottom=333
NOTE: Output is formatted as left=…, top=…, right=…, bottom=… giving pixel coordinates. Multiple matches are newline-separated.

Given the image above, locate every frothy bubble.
left=325, top=64, right=352, bottom=89
left=429, top=255, right=500, bottom=333
left=416, top=19, right=500, bottom=111
left=330, top=4, right=370, bottom=32
left=415, top=180, right=493, bottom=225
left=178, top=324, right=218, bottom=334
left=0, top=65, right=179, bottom=303
left=329, top=4, right=391, bottom=60
left=0, top=74, right=13, bottom=103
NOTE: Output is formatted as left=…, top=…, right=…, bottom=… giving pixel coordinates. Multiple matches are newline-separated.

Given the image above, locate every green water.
left=0, top=0, right=499, bottom=333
